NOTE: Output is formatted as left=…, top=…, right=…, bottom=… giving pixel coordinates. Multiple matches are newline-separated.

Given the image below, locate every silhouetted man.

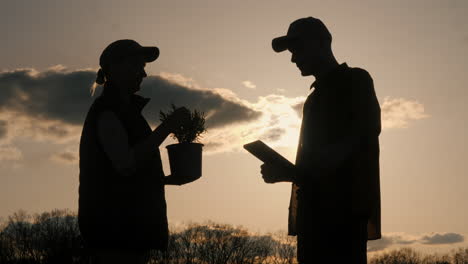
left=260, top=17, right=381, bottom=263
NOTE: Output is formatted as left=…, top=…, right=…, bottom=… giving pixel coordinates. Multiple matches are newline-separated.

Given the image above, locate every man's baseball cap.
left=272, top=17, right=332, bottom=53
left=99, top=39, right=159, bottom=69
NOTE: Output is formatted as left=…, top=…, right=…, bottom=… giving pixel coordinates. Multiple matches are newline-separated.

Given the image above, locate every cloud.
left=50, top=150, right=78, bottom=164
left=0, top=67, right=261, bottom=147
left=368, top=233, right=420, bottom=252
left=143, top=72, right=261, bottom=128
left=276, top=88, right=286, bottom=93
left=0, top=146, right=22, bottom=161
left=420, top=232, right=464, bottom=245
left=0, top=67, right=94, bottom=125
left=242, top=80, right=256, bottom=89
left=367, top=236, right=395, bottom=252
left=291, top=97, right=428, bottom=130
left=0, top=67, right=261, bottom=129
left=292, top=102, right=304, bottom=117
left=381, top=97, right=428, bottom=129
left=260, top=128, right=287, bottom=142
left=202, top=94, right=305, bottom=154
left=367, top=232, right=465, bottom=252
left=0, top=120, right=7, bottom=139
left=0, top=110, right=81, bottom=145
left=0, top=67, right=429, bottom=156
left=0, top=67, right=305, bottom=155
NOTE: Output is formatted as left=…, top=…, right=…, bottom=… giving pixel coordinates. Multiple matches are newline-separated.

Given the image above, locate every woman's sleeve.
left=96, top=111, right=137, bottom=177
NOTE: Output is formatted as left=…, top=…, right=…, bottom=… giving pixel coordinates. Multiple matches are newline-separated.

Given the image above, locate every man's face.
left=108, top=55, right=147, bottom=94
left=288, top=36, right=325, bottom=77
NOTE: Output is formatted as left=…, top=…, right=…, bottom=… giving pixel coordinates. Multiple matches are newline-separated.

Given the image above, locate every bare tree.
left=2, top=209, right=468, bottom=264
left=370, top=248, right=422, bottom=264
left=0, top=209, right=87, bottom=264
left=267, top=231, right=297, bottom=264
left=452, top=248, right=468, bottom=264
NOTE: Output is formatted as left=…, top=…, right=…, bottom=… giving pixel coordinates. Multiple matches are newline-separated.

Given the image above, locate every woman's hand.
left=133, top=107, right=191, bottom=159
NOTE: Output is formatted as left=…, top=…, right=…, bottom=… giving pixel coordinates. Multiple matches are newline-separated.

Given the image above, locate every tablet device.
left=243, top=140, right=294, bottom=168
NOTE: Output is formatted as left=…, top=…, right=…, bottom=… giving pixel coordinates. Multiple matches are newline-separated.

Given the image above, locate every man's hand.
left=260, top=163, right=297, bottom=184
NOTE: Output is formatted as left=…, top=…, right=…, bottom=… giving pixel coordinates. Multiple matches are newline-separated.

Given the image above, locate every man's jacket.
left=288, top=63, right=382, bottom=240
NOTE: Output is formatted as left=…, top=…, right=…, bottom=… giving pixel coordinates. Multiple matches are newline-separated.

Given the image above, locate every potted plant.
left=160, top=104, right=206, bottom=183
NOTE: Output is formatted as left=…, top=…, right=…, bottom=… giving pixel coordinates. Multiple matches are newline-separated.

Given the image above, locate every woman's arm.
left=131, top=107, right=191, bottom=168
left=130, top=121, right=172, bottom=168
left=97, top=107, right=191, bottom=177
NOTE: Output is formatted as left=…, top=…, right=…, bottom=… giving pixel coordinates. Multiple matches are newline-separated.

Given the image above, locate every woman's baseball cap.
left=99, top=39, right=159, bottom=69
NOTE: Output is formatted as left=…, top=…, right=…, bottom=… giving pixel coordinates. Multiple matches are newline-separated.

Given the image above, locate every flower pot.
left=166, top=143, right=203, bottom=182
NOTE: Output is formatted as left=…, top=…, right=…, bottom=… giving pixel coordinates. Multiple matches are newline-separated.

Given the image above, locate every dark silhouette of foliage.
left=0, top=209, right=88, bottom=264
left=452, top=248, right=468, bottom=264
left=370, top=248, right=421, bottom=264
left=148, top=222, right=277, bottom=264
left=370, top=247, right=468, bottom=264
left=160, top=104, right=206, bottom=143
left=1, top=209, right=467, bottom=264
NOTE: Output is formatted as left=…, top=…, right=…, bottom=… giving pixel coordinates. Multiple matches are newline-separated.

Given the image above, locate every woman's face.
left=107, top=55, right=147, bottom=94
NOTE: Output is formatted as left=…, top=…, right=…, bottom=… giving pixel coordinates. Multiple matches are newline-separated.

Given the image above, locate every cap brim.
left=272, top=36, right=290, bottom=53
left=140, top=46, right=159, bottom=62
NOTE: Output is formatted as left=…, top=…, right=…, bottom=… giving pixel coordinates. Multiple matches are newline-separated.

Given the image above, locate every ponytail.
left=96, top=68, right=106, bottom=85
left=90, top=68, right=106, bottom=96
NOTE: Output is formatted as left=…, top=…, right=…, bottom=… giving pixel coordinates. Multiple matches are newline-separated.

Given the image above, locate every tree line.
left=0, top=209, right=466, bottom=264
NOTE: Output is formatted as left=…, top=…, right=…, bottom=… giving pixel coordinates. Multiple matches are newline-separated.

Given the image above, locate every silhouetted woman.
left=78, top=39, right=190, bottom=264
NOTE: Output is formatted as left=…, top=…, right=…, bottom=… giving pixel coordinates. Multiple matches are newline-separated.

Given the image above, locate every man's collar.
left=310, top=62, right=348, bottom=89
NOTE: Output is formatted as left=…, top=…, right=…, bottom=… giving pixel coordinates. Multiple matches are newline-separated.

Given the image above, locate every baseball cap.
left=99, top=39, right=159, bottom=69
left=272, top=17, right=331, bottom=53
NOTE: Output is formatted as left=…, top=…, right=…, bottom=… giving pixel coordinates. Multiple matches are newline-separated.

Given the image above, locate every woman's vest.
left=78, top=89, right=168, bottom=250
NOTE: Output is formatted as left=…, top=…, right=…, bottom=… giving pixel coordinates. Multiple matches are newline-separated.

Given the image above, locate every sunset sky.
left=1, top=0, right=468, bottom=254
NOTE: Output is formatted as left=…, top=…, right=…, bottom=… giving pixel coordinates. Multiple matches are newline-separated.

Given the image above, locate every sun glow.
left=201, top=94, right=305, bottom=156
